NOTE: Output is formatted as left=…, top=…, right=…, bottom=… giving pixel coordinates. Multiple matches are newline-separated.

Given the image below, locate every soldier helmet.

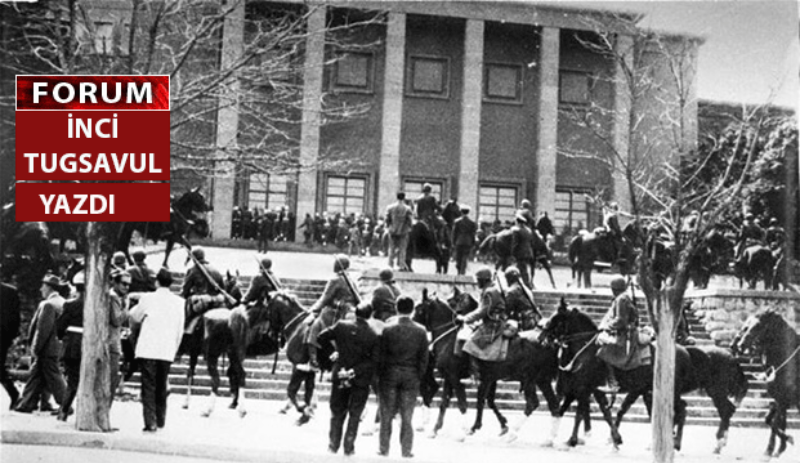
left=72, top=271, right=86, bottom=286
left=355, top=301, right=373, bottom=319
left=460, top=205, right=470, bottom=213
left=379, top=268, right=394, bottom=283
left=333, top=254, right=350, bottom=272
left=191, top=246, right=205, bottom=261
left=610, top=276, right=627, bottom=294
left=112, top=251, right=127, bottom=266
left=422, top=183, right=432, bottom=193
left=258, top=254, right=272, bottom=270
left=474, top=267, right=493, bottom=283
left=132, top=248, right=146, bottom=263
left=521, top=199, right=532, bottom=209
left=770, top=217, right=779, bottom=225
left=504, top=266, right=521, bottom=282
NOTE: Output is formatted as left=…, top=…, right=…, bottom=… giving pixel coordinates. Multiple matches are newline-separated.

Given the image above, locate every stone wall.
left=357, top=269, right=477, bottom=301
left=684, top=289, right=800, bottom=346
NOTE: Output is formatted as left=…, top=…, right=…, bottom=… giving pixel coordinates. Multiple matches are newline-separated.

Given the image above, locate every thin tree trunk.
left=652, top=288, right=676, bottom=463
left=785, top=135, right=797, bottom=285
left=75, top=222, right=112, bottom=431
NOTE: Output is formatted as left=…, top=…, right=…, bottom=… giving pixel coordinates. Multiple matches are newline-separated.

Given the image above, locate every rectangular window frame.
left=478, top=183, right=519, bottom=224
left=247, top=172, right=289, bottom=212
left=324, top=174, right=369, bottom=215
left=402, top=178, right=446, bottom=204
left=332, top=50, right=375, bottom=94
left=559, top=70, right=594, bottom=106
left=406, top=55, right=450, bottom=100
left=554, top=188, right=599, bottom=234
left=483, top=62, right=524, bottom=105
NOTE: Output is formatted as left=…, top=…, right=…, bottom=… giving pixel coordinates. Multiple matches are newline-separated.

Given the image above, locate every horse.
left=116, top=187, right=210, bottom=268
left=734, top=309, right=800, bottom=458
left=477, top=228, right=556, bottom=289
left=540, top=303, right=748, bottom=453
left=568, top=226, right=636, bottom=288
left=689, top=228, right=734, bottom=289
left=405, top=217, right=450, bottom=274
left=449, top=290, right=561, bottom=441
left=173, top=271, right=244, bottom=416
left=735, top=244, right=774, bottom=290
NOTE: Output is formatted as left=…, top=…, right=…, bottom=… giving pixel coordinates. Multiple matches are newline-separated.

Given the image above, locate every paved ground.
left=143, top=244, right=744, bottom=290
left=1, top=388, right=798, bottom=463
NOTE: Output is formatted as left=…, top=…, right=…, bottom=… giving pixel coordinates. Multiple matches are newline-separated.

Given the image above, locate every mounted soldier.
left=303, top=255, right=359, bottom=371
left=415, top=183, right=440, bottom=232
left=503, top=266, right=542, bottom=331
left=596, top=276, right=640, bottom=393
left=182, top=246, right=227, bottom=334
left=243, top=254, right=281, bottom=308
left=515, top=199, right=536, bottom=228
left=510, top=212, right=535, bottom=288
left=371, top=268, right=400, bottom=323
left=765, top=217, right=785, bottom=250
left=455, top=267, right=507, bottom=369
left=736, top=213, right=765, bottom=259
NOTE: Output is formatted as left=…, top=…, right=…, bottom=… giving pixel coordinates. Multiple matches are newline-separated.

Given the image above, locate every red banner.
left=15, top=182, right=171, bottom=222
left=16, top=75, right=169, bottom=111
left=16, top=111, right=170, bottom=181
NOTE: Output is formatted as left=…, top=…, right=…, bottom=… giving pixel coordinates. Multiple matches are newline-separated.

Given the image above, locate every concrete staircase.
left=136, top=276, right=797, bottom=428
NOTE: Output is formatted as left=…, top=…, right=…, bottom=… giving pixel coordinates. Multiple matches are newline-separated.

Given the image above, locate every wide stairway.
left=125, top=275, right=799, bottom=429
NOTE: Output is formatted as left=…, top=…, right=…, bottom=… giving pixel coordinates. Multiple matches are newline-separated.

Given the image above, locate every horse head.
left=267, top=291, right=307, bottom=338
left=447, top=286, right=478, bottom=315
left=734, top=309, right=787, bottom=357
left=224, top=270, right=243, bottom=306
left=540, top=299, right=597, bottom=346
left=413, top=289, right=452, bottom=332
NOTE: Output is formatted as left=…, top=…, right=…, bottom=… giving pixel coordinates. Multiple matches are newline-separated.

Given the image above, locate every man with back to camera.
left=386, top=192, right=413, bottom=271
left=55, top=271, right=85, bottom=421
left=451, top=206, right=477, bottom=276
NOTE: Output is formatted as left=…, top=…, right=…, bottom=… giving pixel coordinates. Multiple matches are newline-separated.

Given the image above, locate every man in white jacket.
left=129, top=268, right=185, bottom=432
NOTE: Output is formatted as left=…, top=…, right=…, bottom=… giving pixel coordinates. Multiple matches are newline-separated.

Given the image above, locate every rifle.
left=518, top=280, right=543, bottom=321
left=335, top=255, right=362, bottom=304
left=254, top=256, right=282, bottom=291
left=182, top=241, right=237, bottom=306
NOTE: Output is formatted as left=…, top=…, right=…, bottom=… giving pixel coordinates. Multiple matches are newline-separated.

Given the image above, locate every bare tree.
left=559, top=13, right=776, bottom=462
left=0, top=0, right=381, bottom=431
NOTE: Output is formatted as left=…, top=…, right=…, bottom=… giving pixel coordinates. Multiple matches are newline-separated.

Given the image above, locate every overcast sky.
left=542, top=0, right=799, bottom=109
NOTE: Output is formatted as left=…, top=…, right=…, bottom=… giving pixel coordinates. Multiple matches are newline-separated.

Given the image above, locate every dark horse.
left=734, top=309, right=800, bottom=458
left=735, top=244, right=774, bottom=290
left=116, top=187, right=210, bottom=268
left=415, top=288, right=560, bottom=441
left=405, top=218, right=450, bottom=274
left=689, top=228, right=734, bottom=289
left=541, top=303, right=748, bottom=453
left=173, top=272, right=246, bottom=416
left=568, top=225, right=636, bottom=288
left=477, top=228, right=556, bottom=289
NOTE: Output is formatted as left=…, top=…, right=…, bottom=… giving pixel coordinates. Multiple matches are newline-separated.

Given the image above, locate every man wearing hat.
left=127, top=248, right=156, bottom=293
left=372, top=269, right=401, bottom=323
left=597, top=276, right=637, bottom=393
left=415, top=183, right=440, bottom=229
left=455, top=267, right=506, bottom=362
left=243, top=254, right=282, bottom=307
left=736, top=213, right=766, bottom=259
left=111, top=251, right=128, bottom=271
left=317, top=302, right=379, bottom=456
left=181, top=246, right=224, bottom=300
left=510, top=212, right=535, bottom=288
left=516, top=199, right=536, bottom=228
left=765, top=217, right=785, bottom=250
left=15, top=274, right=67, bottom=413
left=55, top=271, right=85, bottom=421
left=386, top=193, right=413, bottom=271
left=108, top=269, right=132, bottom=408
left=452, top=206, right=477, bottom=276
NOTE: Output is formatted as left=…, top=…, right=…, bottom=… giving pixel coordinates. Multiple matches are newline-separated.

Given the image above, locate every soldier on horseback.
left=503, top=267, right=542, bottom=331
left=182, top=247, right=225, bottom=333
left=371, top=268, right=400, bottom=322
left=736, top=213, right=765, bottom=259
left=243, top=254, right=281, bottom=307
left=455, top=267, right=506, bottom=370
left=415, top=183, right=440, bottom=231
left=596, top=276, right=639, bottom=393
left=510, top=212, right=535, bottom=288
left=304, top=255, right=359, bottom=371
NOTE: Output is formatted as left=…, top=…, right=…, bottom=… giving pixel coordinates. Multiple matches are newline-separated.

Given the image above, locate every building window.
left=559, top=71, right=592, bottom=105
left=484, top=63, right=523, bottom=103
left=407, top=55, right=450, bottom=98
left=403, top=179, right=444, bottom=203
left=247, top=173, right=289, bottom=211
left=333, top=51, right=374, bottom=93
left=554, top=189, right=599, bottom=234
left=325, top=175, right=366, bottom=214
left=478, top=185, right=517, bottom=224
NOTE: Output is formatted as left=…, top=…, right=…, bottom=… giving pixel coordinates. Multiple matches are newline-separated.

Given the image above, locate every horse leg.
left=710, top=394, right=735, bottom=454
left=543, top=262, right=557, bottom=289
left=469, top=379, right=489, bottom=435
left=298, top=369, right=316, bottom=424
left=673, top=398, right=687, bottom=451
left=584, top=268, right=592, bottom=288
left=559, top=394, right=580, bottom=447
left=229, top=351, right=247, bottom=418
left=163, top=239, right=174, bottom=268
left=486, top=381, right=509, bottom=437
left=614, top=390, right=641, bottom=429
left=183, top=352, right=198, bottom=410
left=202, top=353, right=220, bottom=418
left=775, top=406, right=793, bottom=457
left=592, top=390, right=622, bottom=448
left=433, top=380, right=452, bottom=437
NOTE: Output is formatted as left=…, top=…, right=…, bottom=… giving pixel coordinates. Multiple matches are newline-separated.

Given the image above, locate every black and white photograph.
left=1, top=1, right=799, bottom=462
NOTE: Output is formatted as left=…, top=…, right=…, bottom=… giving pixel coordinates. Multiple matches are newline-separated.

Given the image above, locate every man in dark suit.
left=318, top=302, right=380, bottom=456
left=378, top=296, right=428, bottom=458
left=56, top=271, right=85, bottom=421
left=127, top=249, right=156, bottom=293
left=15, top=274, right=67, bottom=413
left=451, top=206, right=477, bottom=275
left=371, top=268, right=401, bottom=322
left=510, top=213, right=535, bottom=287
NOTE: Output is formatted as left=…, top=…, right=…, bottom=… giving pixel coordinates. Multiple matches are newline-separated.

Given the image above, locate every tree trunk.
left=652, top=288, right=676, bottom=463
left=785, top=134, right=797, bottom=285
left=75, top=222, right=112, bottom=431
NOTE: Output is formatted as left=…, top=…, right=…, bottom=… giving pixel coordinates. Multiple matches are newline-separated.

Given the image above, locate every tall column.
left=458, top=19, right=484, bottom=215
left=612, top=34, right=634, bottom=214
left=295, top=6, right=326, bottom=241
left=376, top=12, right=406, bottom=213
left=535, top=26, right=559, bottom=217
left=211, top=0, right=244, bottom=240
